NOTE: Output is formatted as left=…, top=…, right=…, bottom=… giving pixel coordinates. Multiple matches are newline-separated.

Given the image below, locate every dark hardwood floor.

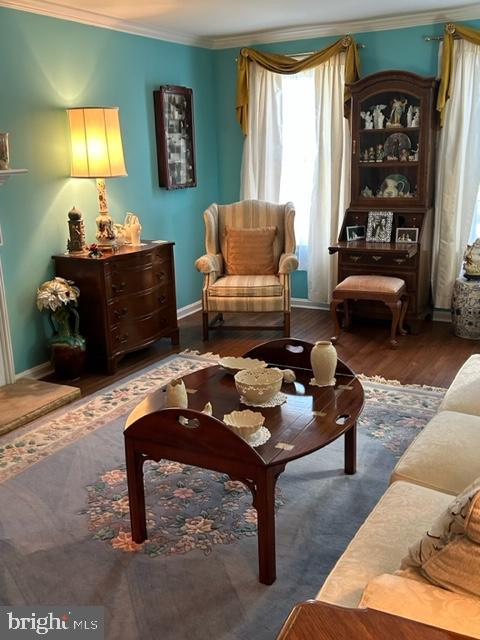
left=45, top=308, right=479, bottom=397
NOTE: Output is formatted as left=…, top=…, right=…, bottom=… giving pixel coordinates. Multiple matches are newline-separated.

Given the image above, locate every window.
left=278, top=69, right=316, bottom=269
left=469, top=187, right=480, bottom=242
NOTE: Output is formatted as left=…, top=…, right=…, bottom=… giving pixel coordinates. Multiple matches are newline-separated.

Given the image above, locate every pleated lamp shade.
left=67, top=107, right=127, bottom=178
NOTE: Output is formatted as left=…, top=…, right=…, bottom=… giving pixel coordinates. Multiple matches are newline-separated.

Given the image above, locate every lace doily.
left=245, top=426, right=271, bottom=447
left=240, top=392, right=288, bottom=408
left=309, top=377, right=336, bottom=388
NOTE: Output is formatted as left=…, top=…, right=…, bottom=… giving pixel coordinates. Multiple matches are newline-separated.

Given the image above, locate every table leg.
left=255, top=467, right=283, bottom=585
left=344, top=422, right=357, bottom=475
left=125, top=443, right=147, bottom=543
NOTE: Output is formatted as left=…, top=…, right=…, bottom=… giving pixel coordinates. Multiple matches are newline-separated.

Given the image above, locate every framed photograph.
left=396, top=227, right=419, bottom=243
left=346, top=225, right=366, bottom=242
left=153, top=85, right=196, bottom=189
left=366, top=211, right=393, bottom=242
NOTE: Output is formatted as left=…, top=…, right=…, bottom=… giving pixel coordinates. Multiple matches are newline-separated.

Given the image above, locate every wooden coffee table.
left=124, top=339, right=364, bottom=584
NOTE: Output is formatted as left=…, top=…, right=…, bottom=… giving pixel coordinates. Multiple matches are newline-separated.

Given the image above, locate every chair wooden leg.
left=399, top=295, right=408, bottom=335
left=343, top=300, right=351, bottom=330
left=284, top=312, right=291, bottom=337
left=330, top=299, right=342, bottom=343
left=202, top=312, right=209, bottom=341
left=385, top=300, right=402, bottom=348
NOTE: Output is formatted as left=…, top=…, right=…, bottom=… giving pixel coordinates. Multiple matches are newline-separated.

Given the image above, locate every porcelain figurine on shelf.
left=375, top=144, right=384, bottom=162
left=361, top=185, right=374, bottom=198
left=406, top=105, right=413, bottom=127
left=360, top=110, right=373, bottom=129
left=368, top=146, right=376, bottom=162
left=412, top=106, right=420, bottom=127
left=387, top=97, right=407, bottom=127
left=372, top=104, right=386, bottom=129
left=463, top=238, right=480, bottom=279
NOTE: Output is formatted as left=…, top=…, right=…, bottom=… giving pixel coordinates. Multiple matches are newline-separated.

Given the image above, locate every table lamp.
left=67, top=107, right=127, bottom=247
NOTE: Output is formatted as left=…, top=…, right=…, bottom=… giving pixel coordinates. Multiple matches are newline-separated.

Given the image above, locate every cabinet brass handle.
left=112, top=281, right=127, bottom=294
left=372, top=256, right=382, bottom=262
left=349, top=255, right=361, bottom=262
left=115, top=333, right=129, bottom=343
left=158, top=295, right=167, bottom=305
left=113, top=306, right=128, bottom=319
left=156, top=271, right=166, bottom=281
left=394, top=258, right=406, bottom=264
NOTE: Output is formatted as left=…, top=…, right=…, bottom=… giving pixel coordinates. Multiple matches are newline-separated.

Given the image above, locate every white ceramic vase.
left=310, top=341, right=337, bottom=387
left=165, top=378, right=188, bottom=408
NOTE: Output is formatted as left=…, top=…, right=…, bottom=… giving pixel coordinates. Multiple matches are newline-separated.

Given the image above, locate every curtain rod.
left=424, top=34, right=461, bottom=41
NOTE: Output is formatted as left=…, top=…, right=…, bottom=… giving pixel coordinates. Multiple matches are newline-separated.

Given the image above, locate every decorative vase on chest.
left=310, top=341, right=337, bottom=387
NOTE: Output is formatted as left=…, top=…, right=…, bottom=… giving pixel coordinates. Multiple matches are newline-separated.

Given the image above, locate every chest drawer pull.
left=158, top=294, right=167, bottom=305
left=112, top=281, right=127, bottom=294
left=372, top=256, right=382, bottom=262
left=115, top=333, right=129, bottom=344
left=113, top=306, right=128, bottom=319
left=156, top=271, right=166, bottom=281
left=394, top=258, right=406, bottom=264
left=348, top=255, right=361, bottom=262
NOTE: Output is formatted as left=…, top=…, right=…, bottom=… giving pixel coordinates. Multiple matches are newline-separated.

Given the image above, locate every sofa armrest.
left=359, top=574, right=480, bottom=639
left=278, top=252, right=299, bottom=274
left=195, top=253, right=223, bottom=274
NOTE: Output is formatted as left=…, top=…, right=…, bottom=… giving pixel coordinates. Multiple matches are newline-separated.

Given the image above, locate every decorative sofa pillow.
left=224, top=226, right=277, bottom=275
left=399, top=478, right=480, bottom=597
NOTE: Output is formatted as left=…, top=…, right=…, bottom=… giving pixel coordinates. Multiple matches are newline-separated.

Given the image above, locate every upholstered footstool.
left=330, top=275, right=408, bottom=348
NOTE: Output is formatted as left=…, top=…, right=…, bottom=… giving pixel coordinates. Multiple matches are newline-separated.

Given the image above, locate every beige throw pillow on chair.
left=398, top=478, right=480, bottom=597
left=224, top=226, right=277, bottom=275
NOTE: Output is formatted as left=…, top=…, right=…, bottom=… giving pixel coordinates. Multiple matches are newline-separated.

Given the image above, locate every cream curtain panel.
left=236, top=36, right=360, bottom=135
left=437, top=23, right=480, bottom=125
left=240, top=53, right=349, bottom=303
left=432, top=38, right=480, bottom=309
left=308, top=55, right=351, bottom=303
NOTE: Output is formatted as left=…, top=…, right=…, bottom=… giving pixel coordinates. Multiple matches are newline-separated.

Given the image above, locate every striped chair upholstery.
left=195, top=200, right=298, bottom=340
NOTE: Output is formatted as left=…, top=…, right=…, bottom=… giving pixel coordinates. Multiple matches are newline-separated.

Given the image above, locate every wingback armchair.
left=195, top=199, right=298, bottom=340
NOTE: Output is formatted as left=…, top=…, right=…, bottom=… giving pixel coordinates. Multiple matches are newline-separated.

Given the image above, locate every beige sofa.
left=313, top=354, right=480, bottom=638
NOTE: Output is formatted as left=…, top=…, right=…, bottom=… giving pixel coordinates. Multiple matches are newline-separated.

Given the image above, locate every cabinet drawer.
left=109, top=308, right=176, bottom=352
left=107, top=285, right=173, bottom=325
left=340, top=252, right=418, bottom=269
left=106, top=264, right=171, bottom=298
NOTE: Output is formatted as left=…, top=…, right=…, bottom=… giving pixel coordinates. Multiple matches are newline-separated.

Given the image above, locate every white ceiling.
left=2, top=0, right=480, bottom=47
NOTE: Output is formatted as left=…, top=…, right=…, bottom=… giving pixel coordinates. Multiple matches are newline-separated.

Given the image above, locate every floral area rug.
left=76, top=369, right=445, bottom=560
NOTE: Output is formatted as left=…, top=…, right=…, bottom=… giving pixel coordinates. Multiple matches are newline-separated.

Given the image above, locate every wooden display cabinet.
left=330, top=71, right=437, bottom=330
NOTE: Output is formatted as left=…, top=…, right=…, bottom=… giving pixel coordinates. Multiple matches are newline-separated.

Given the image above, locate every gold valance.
left=235, top=36, right=361, bottom=135
left=437, top=23, right=480, bottom=125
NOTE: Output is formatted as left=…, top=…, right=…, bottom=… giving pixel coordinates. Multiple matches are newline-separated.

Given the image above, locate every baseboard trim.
left=177, top=300, right=202, bottom=319
left=291, top=298, right=329, bottom=311
left=16, top=360, right=53, bottom=380
left=432, top=309, right=451, bottom=323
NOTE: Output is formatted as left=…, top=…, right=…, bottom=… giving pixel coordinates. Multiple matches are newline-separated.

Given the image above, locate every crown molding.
left=208, top=4, right=480, bottom=49
left=0, top=0, right=211, bottom=47
left=0, top=0, right=479, bottom=49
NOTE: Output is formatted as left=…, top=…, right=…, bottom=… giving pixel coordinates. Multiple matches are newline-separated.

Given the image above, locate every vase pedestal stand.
left=51, top=344, right=86, bottom=380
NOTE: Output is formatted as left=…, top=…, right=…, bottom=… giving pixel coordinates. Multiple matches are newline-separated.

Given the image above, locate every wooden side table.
left=451, top=277, right=480, bottom=340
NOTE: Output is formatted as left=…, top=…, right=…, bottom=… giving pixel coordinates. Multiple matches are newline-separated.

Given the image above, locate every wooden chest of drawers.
left=53, top=241, right=179, bottom=373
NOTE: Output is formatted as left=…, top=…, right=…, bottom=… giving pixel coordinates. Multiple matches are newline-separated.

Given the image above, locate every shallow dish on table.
left=234, top=367, right=283, bottom=404
left=218, top=356, right=267, bottom=374
left=223, top=409, right=265, bottom=439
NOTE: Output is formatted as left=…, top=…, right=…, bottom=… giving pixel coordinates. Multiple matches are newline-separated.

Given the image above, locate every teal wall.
left=0, top=7, right=219, bottom=374
left=213, top=18, right=480, bottom=299
left=1, top=8, right=480, bottom=373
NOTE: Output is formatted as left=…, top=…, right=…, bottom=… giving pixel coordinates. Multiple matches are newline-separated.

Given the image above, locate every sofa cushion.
left=439, top=354, right=480, bottom=417
left=224, top=226, right=277, bottom=275
left=390, top=410, right=480, bottom=495
left=359, top=573, right=480, bottom=639
left=400, top=478, right=480, bottom=598
left=316, top=481, right=452, bottom=607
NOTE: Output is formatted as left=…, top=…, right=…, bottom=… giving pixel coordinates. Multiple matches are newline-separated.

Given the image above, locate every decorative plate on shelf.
left=384, top=133, right=411, bottom=158
left=218, top=356, right=267, bottom=374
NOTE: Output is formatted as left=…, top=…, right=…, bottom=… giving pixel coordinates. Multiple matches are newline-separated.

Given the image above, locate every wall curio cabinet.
left=329, top=70, right=437, bottom=331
